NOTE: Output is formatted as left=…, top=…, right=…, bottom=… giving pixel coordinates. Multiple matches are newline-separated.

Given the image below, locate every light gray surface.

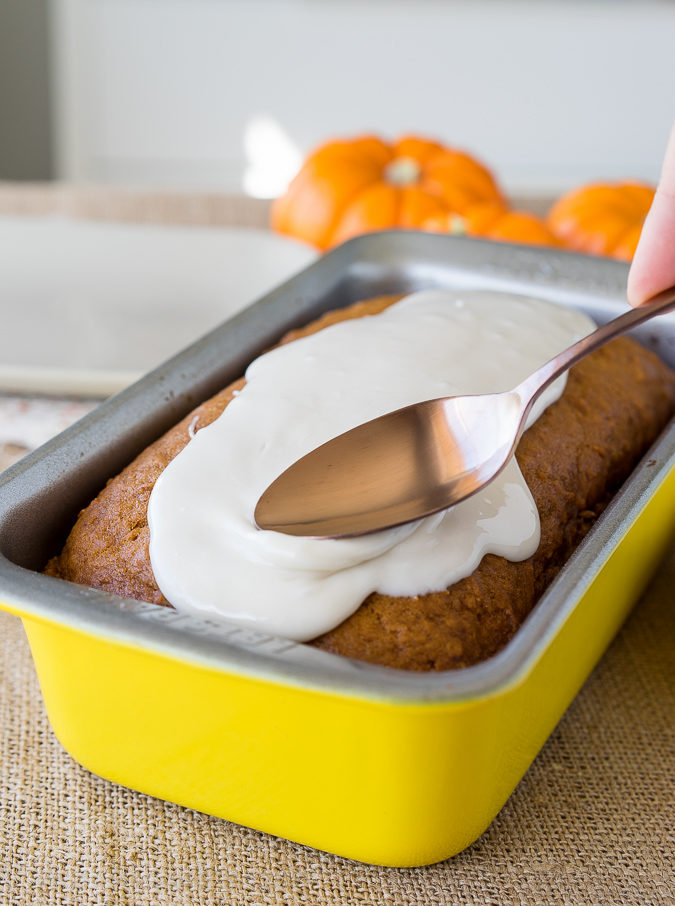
left=0, top=216, right=317, bottom=394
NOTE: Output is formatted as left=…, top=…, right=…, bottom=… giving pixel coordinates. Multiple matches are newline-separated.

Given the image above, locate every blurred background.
left=2, top=0, right=674, bottom=197
left=1, top=0, right=674, bottom=457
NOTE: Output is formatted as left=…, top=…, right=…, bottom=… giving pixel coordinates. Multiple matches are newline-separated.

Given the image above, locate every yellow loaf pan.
left=0, top=233, right=673, bottom=867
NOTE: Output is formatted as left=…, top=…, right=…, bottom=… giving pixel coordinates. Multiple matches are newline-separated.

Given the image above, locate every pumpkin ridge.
left=394, top=136, right=446, bottom=166
left=399, top=185, right=448, bottom=227
left=327, top=183, right=399, bottom=248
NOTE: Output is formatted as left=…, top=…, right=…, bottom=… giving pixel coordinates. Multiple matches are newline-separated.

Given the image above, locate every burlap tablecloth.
left=0, top=184, right=673, bottom=905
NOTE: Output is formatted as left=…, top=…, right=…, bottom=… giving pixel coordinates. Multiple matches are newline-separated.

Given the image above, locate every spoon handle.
left=516, top=285, right=675, bottom=416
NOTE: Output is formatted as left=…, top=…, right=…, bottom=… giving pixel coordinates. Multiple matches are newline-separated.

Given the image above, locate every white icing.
left=147, top=290, right=594, bottom=641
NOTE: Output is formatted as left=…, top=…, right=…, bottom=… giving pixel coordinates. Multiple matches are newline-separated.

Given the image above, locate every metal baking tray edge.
left=0, top=231, right=673, bottom=705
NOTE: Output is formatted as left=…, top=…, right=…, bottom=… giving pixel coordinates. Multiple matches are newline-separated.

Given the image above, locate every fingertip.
left=626, top=270, right=651, bottom=307
left=626, top=188, right=675, bottom=306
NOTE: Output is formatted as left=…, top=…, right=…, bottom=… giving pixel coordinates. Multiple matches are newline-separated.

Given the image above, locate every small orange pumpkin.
left=271, top=134, right=505, bottom=250
left=546, top=182, right=655, bottom=261
left=423, top=202, right=562, bottom=248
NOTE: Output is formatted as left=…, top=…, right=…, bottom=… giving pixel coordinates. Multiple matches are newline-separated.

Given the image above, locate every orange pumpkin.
left=423, top=202, right=562, bottom=248
left=271, top=134, right=505, bottom=250
left=546, top=182, right=655, bottom=261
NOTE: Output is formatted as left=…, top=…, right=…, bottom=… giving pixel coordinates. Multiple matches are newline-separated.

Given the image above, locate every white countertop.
left=0, top=215, right=317, bottom=396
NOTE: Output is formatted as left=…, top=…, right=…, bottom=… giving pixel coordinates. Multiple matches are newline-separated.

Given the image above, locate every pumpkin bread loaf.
left=45, top=296, right=675, bottom=672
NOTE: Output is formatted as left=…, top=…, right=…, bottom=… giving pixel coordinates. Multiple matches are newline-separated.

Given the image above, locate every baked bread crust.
left=45, top=295, right=675, bottom=671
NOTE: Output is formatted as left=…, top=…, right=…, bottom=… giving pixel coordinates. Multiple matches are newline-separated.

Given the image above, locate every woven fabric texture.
left=0, top=182, right=271, bottom=229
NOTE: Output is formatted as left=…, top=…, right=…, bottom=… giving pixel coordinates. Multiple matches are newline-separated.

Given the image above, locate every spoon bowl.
left=255, top=286, right=675, bottom=539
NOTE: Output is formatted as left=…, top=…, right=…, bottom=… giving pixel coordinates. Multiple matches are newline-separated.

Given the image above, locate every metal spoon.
left=255, top=286, right=675, bottom=539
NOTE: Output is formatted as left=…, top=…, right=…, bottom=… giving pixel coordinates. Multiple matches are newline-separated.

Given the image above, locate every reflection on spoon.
left=255, top=286, right=675, bottom=539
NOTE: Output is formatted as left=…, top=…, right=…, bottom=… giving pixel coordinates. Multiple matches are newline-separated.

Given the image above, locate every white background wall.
left=51, top=0, right=675, bottom=198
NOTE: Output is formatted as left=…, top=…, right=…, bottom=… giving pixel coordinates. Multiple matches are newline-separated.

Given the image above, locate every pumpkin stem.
left=384, top=156, right=422, bottom=186
left=448, top=214, right=466, bottom=235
